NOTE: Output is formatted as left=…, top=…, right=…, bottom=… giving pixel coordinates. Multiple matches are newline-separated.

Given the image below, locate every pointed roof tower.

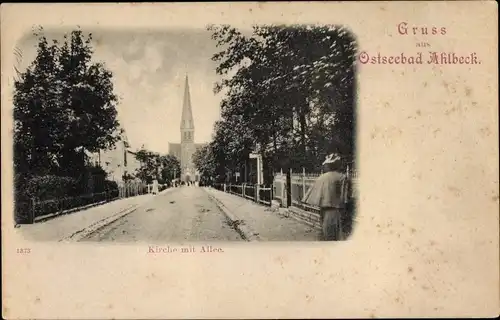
left=180, top=74, right=194, bottom=130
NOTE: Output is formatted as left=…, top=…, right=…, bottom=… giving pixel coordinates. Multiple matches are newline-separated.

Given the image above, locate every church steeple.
left=168, top=73, right=202, bottom=183
left=181, top=75, right=194, bottom=130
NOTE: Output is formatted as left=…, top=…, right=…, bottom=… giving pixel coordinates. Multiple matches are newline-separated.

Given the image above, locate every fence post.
left=256, top=184, right=260, bottom=203
left=272, top=178, right=275, bottom=203
left=302, top=167, right=306, bottom=200
left=270, top=184, right=274, bottom=207
left=288, top=168, right=293, bottom=207
left=242, top=183, right=245, bottom=197
left=29, top=197, right=36, bottom=224
left=281, top=175, right=286, bottom=207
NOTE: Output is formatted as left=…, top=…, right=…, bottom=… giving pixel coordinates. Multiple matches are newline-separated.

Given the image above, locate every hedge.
left=14, top=173, right=119, bottom=224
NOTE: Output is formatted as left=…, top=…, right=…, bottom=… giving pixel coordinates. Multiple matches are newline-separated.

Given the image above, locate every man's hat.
left=322, top=153, right=341, bottom=165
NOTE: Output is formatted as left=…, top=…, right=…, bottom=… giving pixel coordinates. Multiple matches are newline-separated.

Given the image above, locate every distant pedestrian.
left=301, top=153, right=349, bottom=241
left=152, top=179, right=159, bottom=195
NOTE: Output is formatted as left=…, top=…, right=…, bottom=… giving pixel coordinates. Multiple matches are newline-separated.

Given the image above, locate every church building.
left=168, top=75, right=206, bottom=182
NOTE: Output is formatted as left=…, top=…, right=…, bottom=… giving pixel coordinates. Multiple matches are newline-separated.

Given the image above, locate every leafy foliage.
left=13, top=27, right=122, bottom=222
left=159, top=154, right=181, bottom=184
left=122, top=172, right=136, bottom=182
left=134, top=148, right=180, bottom=185
left=192, top=144, right=217, bottom=183
left=23, top=175, right=80, bottom=200
left=205, top=24, right=357, bottom=181
left=13, top=27, right=122, bottom=179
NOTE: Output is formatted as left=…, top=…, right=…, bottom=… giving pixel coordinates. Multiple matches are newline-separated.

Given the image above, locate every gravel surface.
left=82, top=187, right=243, bottom=242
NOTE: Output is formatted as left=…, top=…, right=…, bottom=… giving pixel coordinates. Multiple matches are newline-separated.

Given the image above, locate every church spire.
left=181, top=74, right=194, bottom=130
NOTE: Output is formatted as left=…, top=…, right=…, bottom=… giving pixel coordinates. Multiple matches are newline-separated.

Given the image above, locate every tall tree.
left=133, top=148, right=180, bottom=184
left=206, top=24, right=357, bottom=178
left=134, top=148, right=159, bottom=184
left=159, top=154, right=181, bottom=183
left=192, top=144, right=217, bottom=183
left=56, top=29, right=122, bottom=177
left=13, top=27, right=122, bottom=181
left=13, top=32, right=61, bottom=176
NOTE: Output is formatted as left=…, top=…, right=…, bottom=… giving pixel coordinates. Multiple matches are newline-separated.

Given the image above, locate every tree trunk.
left=299, top=105, right=308, bottom=168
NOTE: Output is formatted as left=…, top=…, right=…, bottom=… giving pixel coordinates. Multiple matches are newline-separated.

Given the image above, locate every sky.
left=17, top=27, right=226, bottom=154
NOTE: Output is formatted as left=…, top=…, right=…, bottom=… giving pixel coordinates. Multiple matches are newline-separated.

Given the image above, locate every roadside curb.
left=58, top=195, right=154, bottom=242
left=286, top=207, right=322, bottom=230
left=203, top=187, right=261, bottom=242
left=158, top=187, right=177, bottom=195
left=34, top=198, right=118, bottom=223
left=35, top=187, right=177, bottom=224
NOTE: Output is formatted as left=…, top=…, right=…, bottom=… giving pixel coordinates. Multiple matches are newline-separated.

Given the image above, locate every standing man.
left=302, top=154, right=349, bottom=241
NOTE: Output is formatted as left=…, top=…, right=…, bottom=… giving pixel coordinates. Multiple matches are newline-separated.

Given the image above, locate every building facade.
left=87, top=134, right=142, bottom=183
left=168, top=75, right=206, bottom=182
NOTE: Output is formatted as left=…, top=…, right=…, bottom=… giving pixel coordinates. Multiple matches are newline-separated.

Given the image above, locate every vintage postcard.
left=1, top=2, right=498, bottom=319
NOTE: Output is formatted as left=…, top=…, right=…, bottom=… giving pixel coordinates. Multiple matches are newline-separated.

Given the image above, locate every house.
left=87, top=133, right=142, bottom=183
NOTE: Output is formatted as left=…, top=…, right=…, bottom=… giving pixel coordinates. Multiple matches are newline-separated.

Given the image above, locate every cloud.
left=143, top=45, right=163, bottom=73
left=126, top=37, right=142, bottom=56
left=17, top=28, right=224, bottom=154
left=128, top=62, right=142, bottom=82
